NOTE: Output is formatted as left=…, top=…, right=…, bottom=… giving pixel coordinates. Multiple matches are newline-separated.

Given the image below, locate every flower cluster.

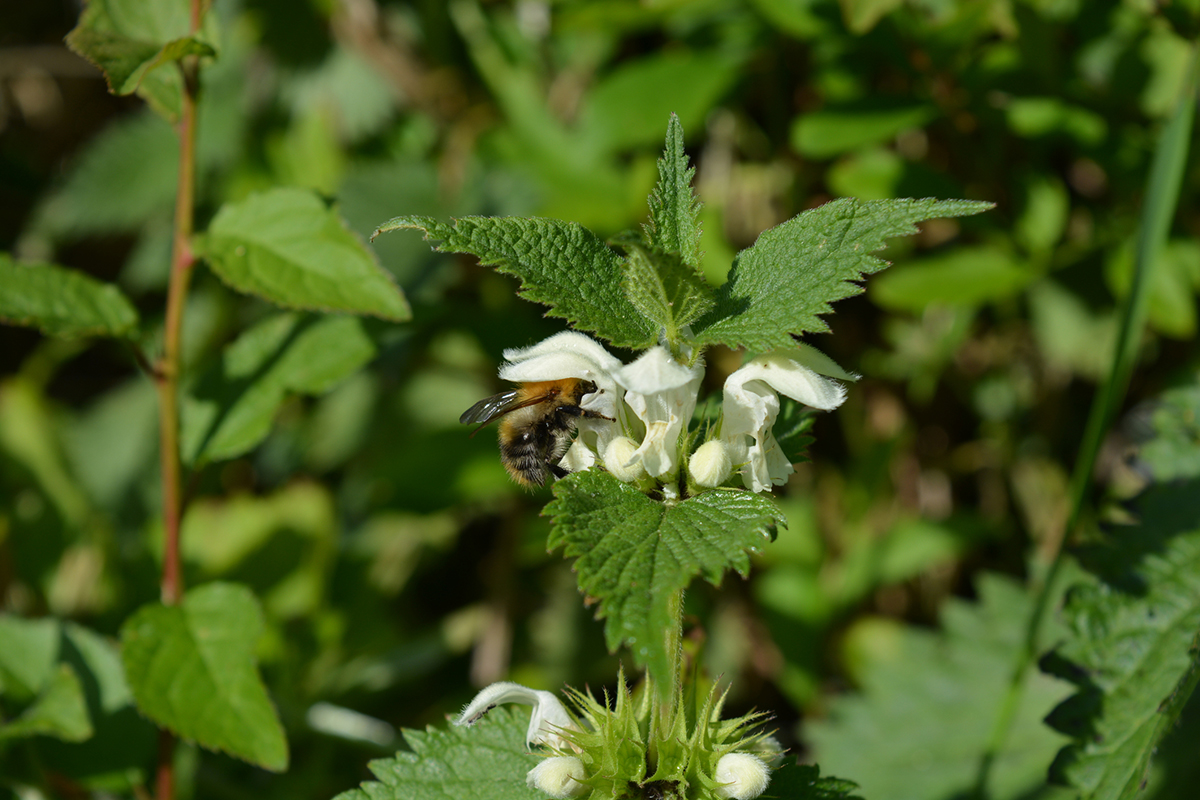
left=455, top=680, right=778, bottom=800
left=496, top=331, right=855, bottom=494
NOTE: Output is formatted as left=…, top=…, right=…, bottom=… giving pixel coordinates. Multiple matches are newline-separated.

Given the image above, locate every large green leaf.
left=121, top=582, right=288, bottom=772
left=545, top=472, right=782, bottom=688
left=806, top=574, right=1072, bottom=800
left=333, top=707, right=542, bottom=800
left=181, top=312, right=377, bottom=465
left=692, top=198, right=992, bottom=351
left=0, top=254, right=138, bottom=339
left=1044, top=383, right=1200, bottom=800
left=375, top=215, right=657, bottom=348
left=199, top=188, right=411, bottom=321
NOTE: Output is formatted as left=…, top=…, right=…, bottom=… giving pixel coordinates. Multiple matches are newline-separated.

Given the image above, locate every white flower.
left=526, top=756, right=588, bottom=798
left=615, top=347, right=703, bottom=478
left=689, top=439, right=732, bottom=488
left=603, top=435, right=646, bottom=482
left=454, top=681, right=577, bottom=751
left=500, top=332, right=625, bottom=468
left=722, top=344, right=856, bottom=492
left=714, top=752, right=771, bottom=800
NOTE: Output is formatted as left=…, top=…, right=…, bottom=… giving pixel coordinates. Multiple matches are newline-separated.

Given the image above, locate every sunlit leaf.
left=200, top=188, right=411, bottom=321
left=121, top=582, right=288, bottom=771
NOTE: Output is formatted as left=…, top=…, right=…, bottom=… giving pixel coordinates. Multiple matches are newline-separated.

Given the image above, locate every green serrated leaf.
left=1045, top=417, right=1200, bottom=800
left=621, top=246, right=715, bottom=346
left=0, top=254, right=138, bottom=339
left=807, top=574, right=1072, bottom=800
left=692, top=198, right=993, bottom=351
left=333, top=706, right=541, bottom=800
left=375, top=215, right=656, bottom=348
left=64, top=0, right=214, bottom=121
left=643, top=113, right=703, bottom=268
left=200, top=188, right=410, bottom=321
left=545, top=472, right=782, bottom=687
left=121, top=582, right=288, bottom=772
left=181, top=313, right=376, bottom=465
left=1139, top=383, right=1200, bottom=482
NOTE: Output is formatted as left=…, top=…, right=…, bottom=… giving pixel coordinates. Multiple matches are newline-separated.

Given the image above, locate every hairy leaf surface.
left=334, top=707, right=542, bottom=800
left=545, top=472, right=781, bottom=688
left=374, top=215, right=656, bottom=348
left=693, top=198, right=992, bottom=351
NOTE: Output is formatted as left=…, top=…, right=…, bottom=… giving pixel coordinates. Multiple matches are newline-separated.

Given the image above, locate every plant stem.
left=152, top=1, right=204, bottom=795
left=968, top=46, right=1198, bottom=800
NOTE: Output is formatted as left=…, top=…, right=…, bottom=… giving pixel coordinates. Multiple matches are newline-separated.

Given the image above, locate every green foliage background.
left=1, top=1, right=1199, bottom=799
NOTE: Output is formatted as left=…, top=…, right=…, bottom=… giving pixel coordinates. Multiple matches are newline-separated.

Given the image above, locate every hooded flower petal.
left=723, top=344, right=856, bottom=492
left=454, top=681, right=577, bottom=751
left=615, top=347, right=703, bottom=478
left=499, top=331, right=624, bottom=470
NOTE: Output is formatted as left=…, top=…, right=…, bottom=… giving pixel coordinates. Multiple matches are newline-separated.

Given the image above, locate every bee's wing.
left=460, top=389, right=523, bottom=426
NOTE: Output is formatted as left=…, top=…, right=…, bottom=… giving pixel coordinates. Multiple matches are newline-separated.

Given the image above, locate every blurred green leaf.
left=791, top=102, right=935, bottom=159
left=1006, top=97, right=1106, bottom=145
left=64, top=377, right=159, bottom=509
left=29, top=111, right=177, bottom=241
left=839, top=0, right=903, bottom=33
left=807, top=574, right=1072, bottom=800
left=0, top=616, right=60, bottom=700
left=1140, top=383, right=1200, bottom=483
left=0, top=664, right=92, bottom=743
left=1045, top=374, right=1200, bottom=798
left=121, top=582, right=288, bottom=771
left=181, top=312, right=377, bottom=465
left=0, top=254, right=138, bottom=339
left=1027, top=281, right=1118, bottom=381
left=181, top=482, right=336, bottom=619
left=1106, top=240, right=1200, bottom=339
left=580, top=51, right=743, bottom=154
left=65, top=0, right=215, bottom=120
left=199, top=188, right=411, bottom=321
left=332, top=707, right=541, bottom=800
left=1015, top=176, right=1069, bottom=256
left=546, top=471, right=781, bottom=689
left=375, top=215, right=657, bottom=348
left=694, top=198, right=992, bottom=350
left=869, top=246, right=1033, bottom=311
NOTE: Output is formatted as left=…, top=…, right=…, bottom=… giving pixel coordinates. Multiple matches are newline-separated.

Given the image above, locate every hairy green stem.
left=969, top=47, right=1198, bottom=800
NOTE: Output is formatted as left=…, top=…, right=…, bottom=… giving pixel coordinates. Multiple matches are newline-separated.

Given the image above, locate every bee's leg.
left=549, top=463, right=570, bottom=479
left=558, top=405, right=615, bottom=422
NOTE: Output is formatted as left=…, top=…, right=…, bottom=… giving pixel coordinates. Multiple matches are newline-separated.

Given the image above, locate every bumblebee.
left=460, top=378, right=612, bottom=488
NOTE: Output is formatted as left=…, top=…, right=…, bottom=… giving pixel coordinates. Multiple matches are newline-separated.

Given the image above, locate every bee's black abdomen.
left=501, top=428, right=553, bottom=486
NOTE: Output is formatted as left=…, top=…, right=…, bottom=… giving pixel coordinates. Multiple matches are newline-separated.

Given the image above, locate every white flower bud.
left=526, top=756, right=587, bottom=798
left=603, top=436, right=646, bottom=482
left=714, top=753, right=771, bottom=800
left=689, top=440, right=732, bottom=487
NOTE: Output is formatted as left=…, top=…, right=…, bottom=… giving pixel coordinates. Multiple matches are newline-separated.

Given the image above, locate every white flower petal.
left=616, top=348, right=703, bottom=478
left=722, top=346, right=854, bottom=492
left=527, top=756, right=587, bottom=798
left=454, top=681, right=576, bottom=750
left=714, top=753, right=771, bottom=800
